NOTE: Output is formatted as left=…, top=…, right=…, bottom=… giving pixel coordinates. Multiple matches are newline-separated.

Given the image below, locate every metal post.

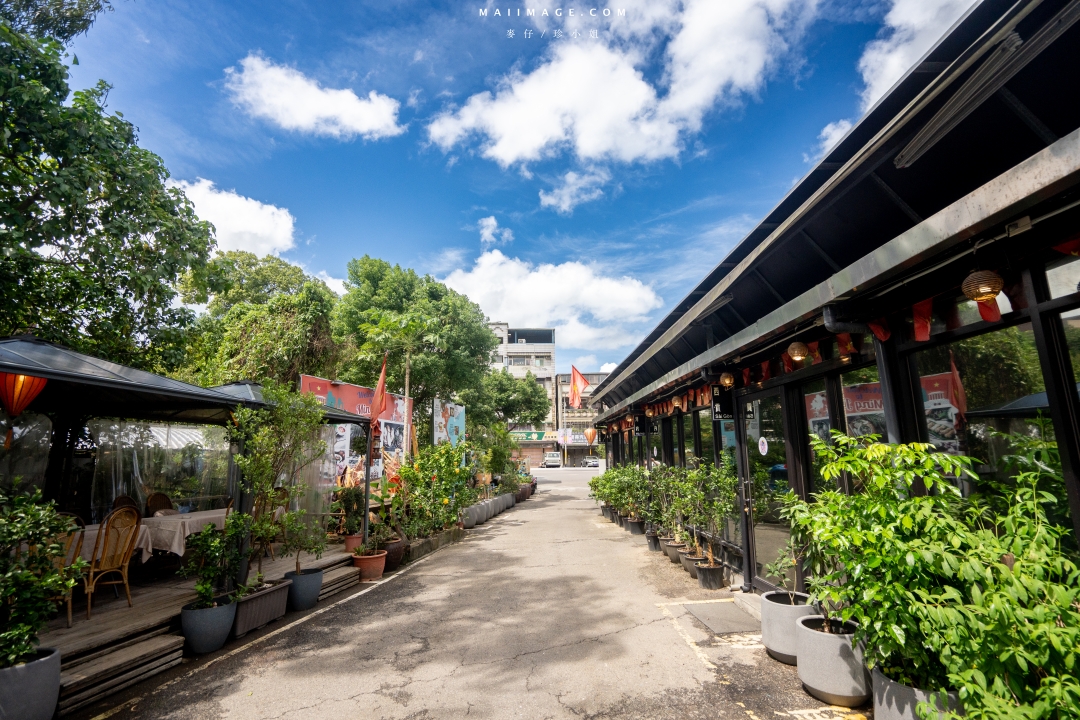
left=362, top=421, right=374, bottom=544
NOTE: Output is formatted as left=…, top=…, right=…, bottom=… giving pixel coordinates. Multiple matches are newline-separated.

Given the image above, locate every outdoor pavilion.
left=0, top=335, right=372, bottom=714
left=591, top=0, right=1080, bottom=595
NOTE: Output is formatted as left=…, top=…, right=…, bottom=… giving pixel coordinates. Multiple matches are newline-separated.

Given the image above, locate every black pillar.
left=691, top=410, right=703, bottom=460
left=1024, top=268, right=1080, bottom=545
left=661, top=418, right=674, bottom=465
left=676, top=413, right=687, bottom=468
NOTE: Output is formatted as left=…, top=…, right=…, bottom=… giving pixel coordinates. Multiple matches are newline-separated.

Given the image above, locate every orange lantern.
left=584, top=428, right=597, bottom=444
left=0, top=373, right=48, bottom=449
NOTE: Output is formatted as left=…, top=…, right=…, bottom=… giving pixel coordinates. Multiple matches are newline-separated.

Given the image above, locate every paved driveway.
left=78, top=468, right=866, bottom=720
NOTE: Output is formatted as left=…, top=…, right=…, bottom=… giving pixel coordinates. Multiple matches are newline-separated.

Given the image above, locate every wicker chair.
left=84, top=507, right=140, bottom=619
left=145, top=492, right=173, bottom=517
left=52, top=513, right=85, bottom=628
left=112, top=495, right=139, bottom=512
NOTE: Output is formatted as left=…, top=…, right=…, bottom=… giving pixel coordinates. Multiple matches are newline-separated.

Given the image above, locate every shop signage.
left=510, top=430, right=551, bottom=442
left=711, top=385, right=734, bottom=421
left=758, top=436, right=769, bottom=456
left=633, top=416, right=647, bottom=436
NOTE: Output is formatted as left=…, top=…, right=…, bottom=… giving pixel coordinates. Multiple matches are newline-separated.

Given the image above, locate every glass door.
left=741, top=391, right=795, bottom=590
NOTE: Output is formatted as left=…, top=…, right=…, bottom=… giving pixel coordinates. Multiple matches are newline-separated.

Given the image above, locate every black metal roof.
left=592, top=0, right=1080, bottom=411
left=0, top=336, right=367, bottom=425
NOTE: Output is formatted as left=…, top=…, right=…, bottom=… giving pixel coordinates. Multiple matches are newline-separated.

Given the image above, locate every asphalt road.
left=78, top=468, right=866, bottom=720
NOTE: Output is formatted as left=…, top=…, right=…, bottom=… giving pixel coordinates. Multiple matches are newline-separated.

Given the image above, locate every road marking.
left=90, top=551, right=438, bottom=720
left=656, top=597, right=735, bottom=607
left=658, top=603, right=716, bottom=670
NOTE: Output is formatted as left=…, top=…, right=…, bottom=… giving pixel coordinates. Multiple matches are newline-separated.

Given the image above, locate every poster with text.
left=433, top=399, right=465, bottom=446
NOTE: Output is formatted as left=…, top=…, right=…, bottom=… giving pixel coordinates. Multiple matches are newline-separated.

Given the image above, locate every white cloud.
left=601, top=362, right=618, bottom=373
left=477, top=216, right=514, bottom=247
left=316, top=271, right=346, bottom=295
left=539, top=168, right=611, bottom=214
left=170, top=178, right=295, bottom=256
left=805, top=118, right=853, bottom=162
left=574, top=355, right=598, bottom=369
left=428, top=0, right=816, bottom=168
left=443, top=250, right=664, bottom=350
left=225, top=54, right=405, bottom=140
left=857, top=0, right=977, bottom=111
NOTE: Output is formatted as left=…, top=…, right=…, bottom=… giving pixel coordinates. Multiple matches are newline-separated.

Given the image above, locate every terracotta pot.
left=381, top=538, right=406, bottom=572
left=343, top=534, right=364, bottom=553
left=354, top=550, right=387, bottom=580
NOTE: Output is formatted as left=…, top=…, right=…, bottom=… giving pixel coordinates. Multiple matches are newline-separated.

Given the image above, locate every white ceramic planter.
left=761, top=591, right=816, bottom=665
left=795, top=615, right=871, bottom=707
left=872, top=667, right=961, bottom=720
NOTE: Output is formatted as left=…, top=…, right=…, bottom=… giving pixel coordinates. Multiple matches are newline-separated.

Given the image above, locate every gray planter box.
left=232, top=579, right=291, bottom=638
left=761, top=590, right=815, bottom=665
left=0, top=647, right=60, bottom=720
left=795, top=615, right=871, bottom=707
left=872, top=667, right=961, bottom=720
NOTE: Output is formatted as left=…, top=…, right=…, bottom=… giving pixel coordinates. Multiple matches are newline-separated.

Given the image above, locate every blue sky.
left=68, top=0, right=976, bottom=373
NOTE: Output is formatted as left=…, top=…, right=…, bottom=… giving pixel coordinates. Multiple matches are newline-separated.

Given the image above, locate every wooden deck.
left=41, top=544, right=357, bottom=715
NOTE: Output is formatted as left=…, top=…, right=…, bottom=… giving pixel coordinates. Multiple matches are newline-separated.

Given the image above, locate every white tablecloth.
left=80, top=525, right=154, bottom=564
left=141, top=509, right=228, bottom=557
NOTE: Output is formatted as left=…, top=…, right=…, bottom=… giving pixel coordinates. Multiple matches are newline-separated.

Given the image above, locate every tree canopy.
left=333, top=256, right=498, bottom=415
left=0, top=26, right=214, bottom=370
left=180, top=250, right=312, bottom=318
left=460, top=368, right=552, bottom=431
left=0, top=0, right=111, bottom=43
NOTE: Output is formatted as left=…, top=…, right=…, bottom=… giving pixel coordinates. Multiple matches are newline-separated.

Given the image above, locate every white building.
left=489, top=323, right=557, bottom=466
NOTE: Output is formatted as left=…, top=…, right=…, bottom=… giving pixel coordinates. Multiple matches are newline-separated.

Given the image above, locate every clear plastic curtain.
left=88, top=421, right=230, bottom=523
left=297, top=424, right=337, bottom=519
left=0, top=410, right=53, bottom=493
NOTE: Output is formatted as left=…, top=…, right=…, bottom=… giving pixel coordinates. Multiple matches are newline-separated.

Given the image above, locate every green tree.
left=460, top=368, right=551, bottom=431
left=174, top=281, right=339, bottom=387
left=1, top=0, right=111, bottom=43
left=180, top=251, right=312, bottom=318
left=333, top=256, right=498, bottom=423
left=0, top=27, right=214, bottom=370
left=357, top=308, right=438, bottom=400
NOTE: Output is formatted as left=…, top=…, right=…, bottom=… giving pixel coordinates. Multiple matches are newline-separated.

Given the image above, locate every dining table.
left=78, top=508, right=228, bottom=564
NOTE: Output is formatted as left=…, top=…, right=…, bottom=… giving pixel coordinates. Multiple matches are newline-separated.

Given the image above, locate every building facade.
left=490, top=323, right=558, bottom=466
left=555, top=372, right=608, bottom=466
left=591, top=0, right=1080, bottom=594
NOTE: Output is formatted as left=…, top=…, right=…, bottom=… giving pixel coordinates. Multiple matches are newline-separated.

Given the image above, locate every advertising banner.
left=300, top=375, right=413, bottom=481
left=804, top=372, right=962, bottom=453
left=433, top=399, right=465, bottom=446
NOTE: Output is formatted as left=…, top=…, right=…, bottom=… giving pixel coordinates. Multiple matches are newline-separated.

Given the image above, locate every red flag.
left=913, top=299, right=934, bottom=341
left=949, top=351, right=967, bottom=420
left=1053, top=234, right=1080, bottom=256
left=569, top=366, right=590, bottom=409
left=836, top=333, right=856, bottom=356
left=370, top=353, right=388, bottom=425
left=781, top=352, right=794, bottom=373
left=807, top=341, right=822, bottom=364
left=977, top=298, right=1002, bottom=323
left=742, top=367, right=752, bottom=386
left=760, top=360, right=772, bottom=381
left=868, top=318, right=891, bottom=342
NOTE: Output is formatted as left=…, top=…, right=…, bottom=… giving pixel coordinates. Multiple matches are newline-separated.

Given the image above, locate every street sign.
left=711, top=385, right=734, bottom=421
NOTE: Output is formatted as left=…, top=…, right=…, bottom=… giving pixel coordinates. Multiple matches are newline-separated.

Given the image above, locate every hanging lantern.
left=787, top=341, right=809, bottom=362
left=719, top=372, right=735, bottom=388
left=962, top=270, right=1004, bottom=303
left=645, top=406, right=653, bottom=418
left=0, top=373, right=48, bottom=450
left=584, top=428, right=597, bottom=444
left=672, top=396, right=682, bottom=410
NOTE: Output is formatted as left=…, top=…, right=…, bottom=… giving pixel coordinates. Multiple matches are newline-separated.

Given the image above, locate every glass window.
left=913, top=323, right=1045, bottom=491
left=512, top=356, right=526, bottom=366
left=1047, top=255, right=1080, bottom=300
left=802, top=379, right=830, bottom=492
left=904, top=294, right=1017, bottom=340
left=841, top=365, right=886, bottom=437
left=672, top=415, right=683, bottom=467
left=744, top=395, right=793, bottom=588
left=682, top=412, right=696, bottom=466
left=697, top=409, right=714, bottom=464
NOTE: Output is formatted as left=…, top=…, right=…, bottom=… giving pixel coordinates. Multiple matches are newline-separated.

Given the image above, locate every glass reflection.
left=744, top=395, right=793, bottom=588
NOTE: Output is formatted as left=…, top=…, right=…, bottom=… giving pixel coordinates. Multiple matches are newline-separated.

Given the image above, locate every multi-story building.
left=489, top=323, right=557, bottom=466
left=555, top=371, right=608, bottom=467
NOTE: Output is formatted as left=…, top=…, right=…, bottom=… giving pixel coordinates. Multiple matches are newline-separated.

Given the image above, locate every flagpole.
left=362, top=420, right=374, bottom=544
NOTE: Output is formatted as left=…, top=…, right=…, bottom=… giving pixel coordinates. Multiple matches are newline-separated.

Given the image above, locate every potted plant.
left=785, top=432, right=978, bottom=709
left=759, top=541, right=814, bottom=664
left=352, top=523, right=390, bottom=580
left=334, top=485, right=367, bottom=553
left=695, top=453, right=736, bottom=590
left=180, top=520, right=243, bottom=654
left=280, top=509, right=328, bottom=610
left=0, top=489, right=85, bottom=720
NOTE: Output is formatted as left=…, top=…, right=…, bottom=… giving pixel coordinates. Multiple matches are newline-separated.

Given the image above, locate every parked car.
left=541, top=452, right=562, bottom=468
left=583, top=456, right=600, bottom=468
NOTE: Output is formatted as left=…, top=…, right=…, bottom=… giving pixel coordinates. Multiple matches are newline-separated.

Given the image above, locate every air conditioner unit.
left=518, top=339, right=526, bottom=343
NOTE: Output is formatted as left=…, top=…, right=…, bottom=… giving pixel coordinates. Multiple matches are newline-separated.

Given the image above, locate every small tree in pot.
left=0, top=489, right=85, bottom=720
left=179, top=513, right=247, bottom=653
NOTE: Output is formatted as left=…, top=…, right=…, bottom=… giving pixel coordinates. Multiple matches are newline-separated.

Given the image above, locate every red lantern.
left=0, top=373, right=48, bottom=450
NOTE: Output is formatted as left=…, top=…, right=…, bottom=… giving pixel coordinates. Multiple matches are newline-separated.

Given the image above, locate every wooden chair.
left=112, top=495, right=139, bottom=512
left=53, top=513, right=85, bottom=628
left=224, top=496, right=234, bottom=517
left=145, top=492, right=173, bottom=517
left=84, top=507, right=140, bottom=619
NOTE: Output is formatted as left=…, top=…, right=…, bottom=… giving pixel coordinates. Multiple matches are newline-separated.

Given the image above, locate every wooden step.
left=61, top=624, right=172, bottom=671
left=59, top=634, right=184, bottom=714
left=318, top=565, right=360, bottom=601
